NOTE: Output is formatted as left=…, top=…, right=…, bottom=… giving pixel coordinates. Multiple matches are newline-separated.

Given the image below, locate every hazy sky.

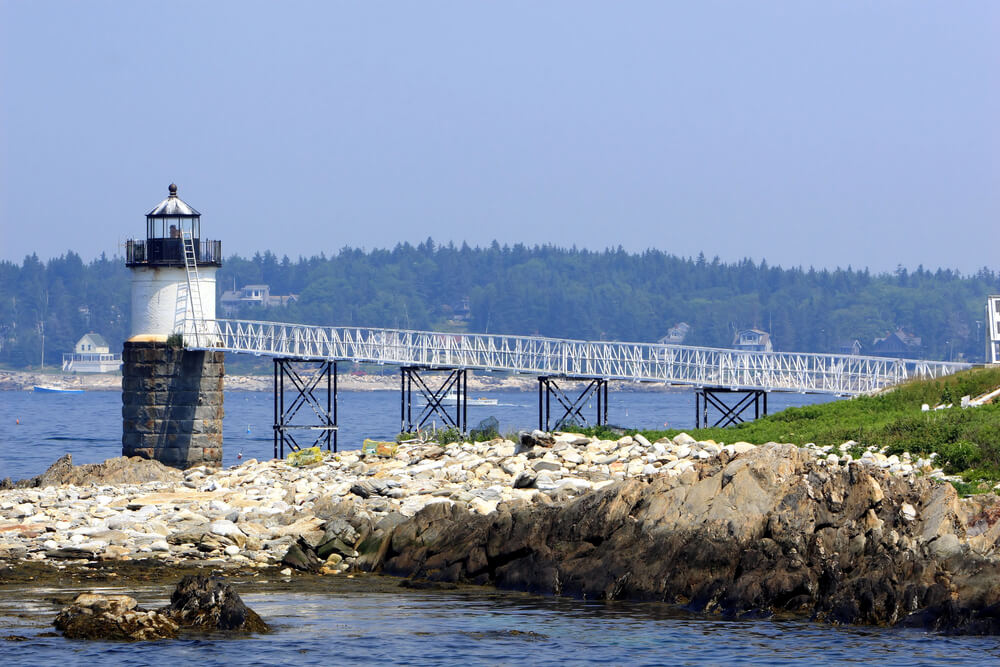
left=1, top=2, right=997, bottom=273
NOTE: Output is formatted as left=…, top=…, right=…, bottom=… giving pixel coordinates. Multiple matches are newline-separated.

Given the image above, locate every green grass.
left=567, top=367, right=1000, bottom=483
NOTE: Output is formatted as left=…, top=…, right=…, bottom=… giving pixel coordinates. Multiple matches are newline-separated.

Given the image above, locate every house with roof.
left=658, top=322, right=691, bottom=345
left=733, top=328, right=773, bottom=353
left=62, top=332, right=122, bottom=373
left=870, top=329, right=922, bottom=358
left=837, top=339, right=863, bottom=356
left=220, top=284, right=298, bottom=316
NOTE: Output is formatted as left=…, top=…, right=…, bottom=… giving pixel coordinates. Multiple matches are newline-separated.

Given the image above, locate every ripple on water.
left=5, top=584, right=998, bottom=667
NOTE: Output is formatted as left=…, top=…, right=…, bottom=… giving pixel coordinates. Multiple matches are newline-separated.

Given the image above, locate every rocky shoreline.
left=3, top=433, right=1000, bottom=635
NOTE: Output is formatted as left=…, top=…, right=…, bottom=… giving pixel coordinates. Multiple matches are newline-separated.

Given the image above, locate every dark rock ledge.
left=54, top=574, right=268, bottom=641
left=362, top=444, right=1000, bottom=635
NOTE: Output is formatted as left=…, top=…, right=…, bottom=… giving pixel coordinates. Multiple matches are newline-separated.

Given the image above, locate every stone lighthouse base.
left=122, top=341, right=224, bottom=469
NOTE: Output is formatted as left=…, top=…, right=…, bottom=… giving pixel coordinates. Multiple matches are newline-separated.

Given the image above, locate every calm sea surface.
left=2, top=388, right=996, bottom=664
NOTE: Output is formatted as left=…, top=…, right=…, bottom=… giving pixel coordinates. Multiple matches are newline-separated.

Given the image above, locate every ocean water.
left=1, top=577, right=998, bottom=666
left=5, top=387, right=994, bottom=663
left=0, top=387, right=835, bottom=481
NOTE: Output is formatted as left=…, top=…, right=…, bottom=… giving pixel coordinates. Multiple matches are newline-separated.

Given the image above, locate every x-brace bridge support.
left=538, top=376, right=608, bottom=431
left=273, top=359, right=338, bottom=458
left=694, top=387, right=767, bottom=428
left=400, top=366, right=468, bottom=435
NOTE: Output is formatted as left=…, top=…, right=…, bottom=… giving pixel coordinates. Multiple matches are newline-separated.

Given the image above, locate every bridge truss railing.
left=181, top=318, right=970, bottom=395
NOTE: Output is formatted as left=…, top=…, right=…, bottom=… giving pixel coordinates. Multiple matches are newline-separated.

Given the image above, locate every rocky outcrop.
left=54, top=593, right=179, bottom=641
left=2, top=453, right=182, bottom=489
left=9, top=432, right=1000, bottom=634
left=373, top=444, right=1000, bottom=634
left=0, top=433, right=948, bottom=566
left=164, top=575, right=269, bottom=633
left=54, top=576, right=268, bottom=640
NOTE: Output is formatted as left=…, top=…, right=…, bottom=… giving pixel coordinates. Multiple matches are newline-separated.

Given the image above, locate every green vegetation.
left=570, top=367, right=1000, bottom=489
left=396, top=426, right=464, bottom=446
left=2, top=243, right=998, bottom=369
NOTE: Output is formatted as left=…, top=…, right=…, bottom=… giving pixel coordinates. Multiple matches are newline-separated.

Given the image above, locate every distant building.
left=989, top=295, right=1000, bottom=365
left=837, top=339, right=863, bottom=356
left=62, top=332, right=121, bottom=373
left=733, top=328, right=773, bottom=353
left=220, top=284, right=298, bottom=316
left=447, top=297, right=472, bottom=323
left=658, top=322, right=691, bottom=345
left=870, top=329, right=922, bottom=358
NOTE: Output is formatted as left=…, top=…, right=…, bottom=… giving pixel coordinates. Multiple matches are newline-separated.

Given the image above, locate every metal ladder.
left=181, top=230, right=205, bottom=342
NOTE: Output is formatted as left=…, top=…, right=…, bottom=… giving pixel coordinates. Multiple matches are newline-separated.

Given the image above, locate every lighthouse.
left=121, top=184, right=225, bottom=469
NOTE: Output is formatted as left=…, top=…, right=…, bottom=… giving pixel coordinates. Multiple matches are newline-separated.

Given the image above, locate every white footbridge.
left=182, top=318, right=968, bottom=396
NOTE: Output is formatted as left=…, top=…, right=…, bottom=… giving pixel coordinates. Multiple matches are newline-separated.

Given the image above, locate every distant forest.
left=2, top=241, right=998, bottom=369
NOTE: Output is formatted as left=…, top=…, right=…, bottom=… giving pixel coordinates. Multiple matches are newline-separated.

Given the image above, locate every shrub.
left=936, top=440, right=982, bottom=473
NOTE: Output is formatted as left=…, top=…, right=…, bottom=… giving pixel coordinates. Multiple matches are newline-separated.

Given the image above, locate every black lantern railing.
left=126, top=238, right=222, bottom=267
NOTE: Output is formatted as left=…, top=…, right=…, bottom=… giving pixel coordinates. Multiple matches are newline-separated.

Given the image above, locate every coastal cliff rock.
left=374, top=444, right=1000, bottom=634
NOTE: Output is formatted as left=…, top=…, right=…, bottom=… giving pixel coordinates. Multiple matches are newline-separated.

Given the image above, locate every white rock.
left=469, top=498, right=497, bottom=515
left=630, top=433, right=650, bottom=449
left=900, top=503, right=917, bottom=522
left=224, top=544, right=241, bottom=556
left=209, top=519, right=244, bottom=538
left=12, top=503, right=34, bottom=518
left=209, top=500, right=231, bottom=513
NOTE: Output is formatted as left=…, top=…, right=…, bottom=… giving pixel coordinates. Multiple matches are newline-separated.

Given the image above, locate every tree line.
left=1, top=242, right=997, bottom=369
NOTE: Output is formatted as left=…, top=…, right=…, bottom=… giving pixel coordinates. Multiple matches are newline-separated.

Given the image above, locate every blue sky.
left=1, top=2, right=996, bottom=272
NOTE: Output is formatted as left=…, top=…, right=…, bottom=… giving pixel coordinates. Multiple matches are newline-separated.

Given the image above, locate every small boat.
left=418, top=394, right=499, bottom=406
left=33, top=385, right=85, bottom=394
left=470, top=397, right=499, bottom=406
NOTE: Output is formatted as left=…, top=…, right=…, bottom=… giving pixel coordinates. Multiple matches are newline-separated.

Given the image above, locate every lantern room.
left=126, top=184, right=221, bottom=267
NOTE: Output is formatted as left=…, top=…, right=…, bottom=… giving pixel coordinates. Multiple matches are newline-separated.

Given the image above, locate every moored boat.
left=418, top=394, right=498, bottom=406
left=33, top=385, right=85, bottom=394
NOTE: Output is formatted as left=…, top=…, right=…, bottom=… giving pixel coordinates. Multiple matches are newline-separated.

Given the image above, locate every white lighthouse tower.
left=126, top=183, right=220, bottom=341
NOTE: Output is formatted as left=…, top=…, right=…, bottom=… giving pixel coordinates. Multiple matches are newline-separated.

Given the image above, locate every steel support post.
left=272, top=358, right=338, bottom=458
left=400, top=367, right=468, bottom=436
left=537, top=376, right=609, bottom=431
left=694, top=387, right=768, bottom=428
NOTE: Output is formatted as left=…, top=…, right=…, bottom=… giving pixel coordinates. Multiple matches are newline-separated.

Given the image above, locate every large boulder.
left=163, top=575, right=269, bottom=633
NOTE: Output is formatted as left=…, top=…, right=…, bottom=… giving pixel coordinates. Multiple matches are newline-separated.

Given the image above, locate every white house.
left=62, top=332, right=122, bottom=373
left=733, top=328, right=773, bottom=353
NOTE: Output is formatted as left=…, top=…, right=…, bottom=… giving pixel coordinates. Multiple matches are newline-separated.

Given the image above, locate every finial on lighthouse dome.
left=169, top=183, right=178, bottom=196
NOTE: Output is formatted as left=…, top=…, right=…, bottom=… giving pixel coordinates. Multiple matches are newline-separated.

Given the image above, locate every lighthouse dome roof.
left=147, top=183, right=200, bottom=217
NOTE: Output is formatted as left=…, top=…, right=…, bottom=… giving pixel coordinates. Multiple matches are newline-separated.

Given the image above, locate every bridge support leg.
left=400, top=367, right=467, bottom=436
left=273, top=359, right=338, bottom=458
left=694, top=387, right=767, bottom=428
left=538, top=376, right=608, bottom=431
